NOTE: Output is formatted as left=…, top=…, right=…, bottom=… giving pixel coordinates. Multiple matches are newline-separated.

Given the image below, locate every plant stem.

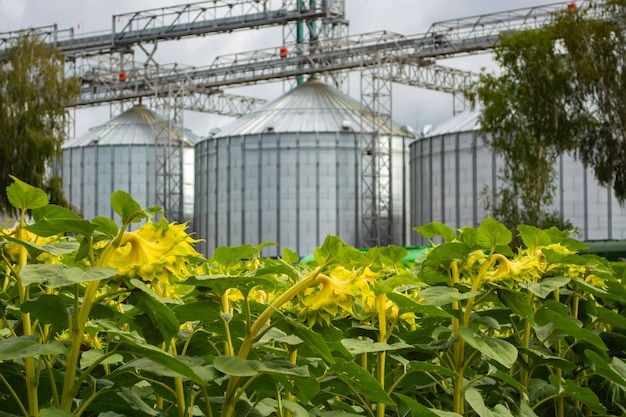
left=0, top=371, right=29, bottom=417
left=449, top=260, right=465, bottom=415
left=376, top=293, right=388, bottom=417
left=554, top=287, right=564, bottom=417
left=16, top=210, right=38, bottom=417
left=221, top=291, right=234, bottom=356
left=60, top=226, right=125, bottom=411
left=520, top=292, right=535, bottom=388
left=221, top=267, right=324, bottom=417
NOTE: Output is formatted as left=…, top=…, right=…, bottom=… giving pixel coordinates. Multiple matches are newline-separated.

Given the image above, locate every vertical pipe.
left=440, top=135, right=445, bottom=223
left=258, top=134, right=263, bottom=248
left=428, top=137, right=433, bottom=229
left=336, top=133, right=341, bottom=238
left=606, top=180, right=613, bottom=239
left=277, top=134, right=282, bottom=253
left=583, top=165, right=589, bottom=240
left=296, top=0, right=304, bottom=85
left=354, top=131, right=360, bottom=248
left=296, top=134, right=301, bottom=255
left=316, top=133, right=321, bottom=249
left=559, top=153, right=564, bottom=221
left=455, top=133, right=460, bottom=229
left=401, top=137, right=408, bottom=246
left=241, top=138, right=246, bottom=247
left=214, top=140, right=220, bottom=251
left=227, top=137, right=231, bottom=246
left=472, top=133, right=478, bottom=227
left=94, top=145, right=99, bottom=219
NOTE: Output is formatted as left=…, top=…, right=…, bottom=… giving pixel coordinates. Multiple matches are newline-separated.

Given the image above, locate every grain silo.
left=194, top=77, right=414, bottom=257
left=61, top=105, right=196, bottom=224
left=410, top=110, right=626, bottom=245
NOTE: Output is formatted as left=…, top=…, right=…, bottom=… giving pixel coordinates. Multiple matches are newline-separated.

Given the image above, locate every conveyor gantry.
left=1, top=0, right=344, bottom=57
left=77, top=0, right=587, bottom=106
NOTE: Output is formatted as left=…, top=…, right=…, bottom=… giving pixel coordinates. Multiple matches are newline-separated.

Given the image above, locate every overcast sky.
left=0, top=0, right=563, bottom=137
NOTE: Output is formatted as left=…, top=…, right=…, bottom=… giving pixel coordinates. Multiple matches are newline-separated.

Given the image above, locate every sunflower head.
left=103, top=220, right=201, bottom=294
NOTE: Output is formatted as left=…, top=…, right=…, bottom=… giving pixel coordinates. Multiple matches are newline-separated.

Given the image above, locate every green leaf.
left=374, top=275, right=422, bottom=295
left=520, top=277, right=570, bottom=299
left=92, top=216, right=119, bottom=238
left=387, top=293, right=452, bottom=318
left=405, top=361, right=457, bottom=378
left=39, top=409, right=74, bottom=417
left=515, top=401, right=540, bottom=417
left=130, top=287, right=181, bottom=343
left=118, top=387, right=160, bottom=416
left=465, top=388, right=515, bottom=417
left=542, top=249, right=587, bottom=266
left=27, top=204, right=96, bottom=237
left=476, top=217, right=512, bottom=252
left=182, top=275, right=275, bottom=296
left=517, top=225, right=552, bottom=249
left=172, top=301, right=220, bottom=323
left=458, top=327, right=518, bottom=368
left=498, top=289, right=534, bottom=322
left=523, top=348, right=577, bottom=372
left=314, top=235, right=346, bottom=265
left=395, top=392, right=463, bottom=417
left=275, top=315, right=335, bottom=364
left=413, top=222, right=456, bottom=243
left=282, top=247, right=299, bottom=263
left=585, top=349, right=626, bottom=388
left=331, top=361, right=394, bottom=405
left=110, top=190, right=146, bottom=225
left=21, top=264, right=117, bottom=288
left=562, top=379, right=606, bottom=414
left=115, top=339, right=207, bottom=386
left=534, top=308, right=607, bottom=351
left=80, top=349, right=123, bottom=369
left=423, top=242, right=470, bottom=267
left=419, top=286, right=482, bottom=307
left=213, top=356, right=309, bottom=378
left=3, top=235, right=80, bottom=257
left=20, top=294, right=69, bottom=328
left=212, top=245, right=259, bottom=269
left=0, top=336, right=68, bottom=360
left=340, top=339, right=412, bottom=355
left=292, top=376, right=320, bottom=405
left=120, top=356, right=209, bottom=380
left=282, top=400, right=309, bottom=417
left=6, top=176, right=48, bottom=211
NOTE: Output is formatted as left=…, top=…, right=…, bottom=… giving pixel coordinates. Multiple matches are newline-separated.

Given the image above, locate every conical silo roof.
left=63, top=104, right=197, bottom=148
left=427, top=110, right=480, bottom=136
left=212, top=77, right=413, bottom=138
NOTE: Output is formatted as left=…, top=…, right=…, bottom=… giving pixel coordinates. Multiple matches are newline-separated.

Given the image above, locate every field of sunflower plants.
left=2, top=176, right=626, bottom=417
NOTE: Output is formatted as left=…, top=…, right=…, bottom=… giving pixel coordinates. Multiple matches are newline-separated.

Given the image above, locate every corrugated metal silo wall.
left=194, top=132, right=410, bottom=258
left=63, top=145, right=156, bottom=222
left=410, top=130, right=626, bottom=246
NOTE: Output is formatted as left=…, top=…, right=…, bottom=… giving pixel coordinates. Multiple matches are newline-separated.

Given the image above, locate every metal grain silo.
left=410, top=110, right=626, bottom=245
left=195, top=78, right=414, bottom=257
left=61, top=105, right=196, bottom=224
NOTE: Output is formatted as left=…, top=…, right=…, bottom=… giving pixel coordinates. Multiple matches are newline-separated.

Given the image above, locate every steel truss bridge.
left=0, top=0, right=594, bottom=248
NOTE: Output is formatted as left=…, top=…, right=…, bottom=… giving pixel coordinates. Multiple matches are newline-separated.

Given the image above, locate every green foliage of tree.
left=0, top=34, right=79, bottom=214
left=555, top=0, right=626, bottom=200
left=469, top=0, right=626, bottom=233
left=470, top=27, right=585, bottom=234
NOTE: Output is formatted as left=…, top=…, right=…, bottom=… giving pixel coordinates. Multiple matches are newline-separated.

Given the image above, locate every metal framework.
left=2, top=0, right=593, bottom=245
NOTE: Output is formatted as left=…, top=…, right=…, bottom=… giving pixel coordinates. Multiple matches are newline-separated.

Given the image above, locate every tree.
left=555, top=0, right=626, bottom=200
left=469, top=26, right=583, bottom=233
left=469, top=0, right=626, bottom=234
left=0, top=34, right=79, bottom=214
